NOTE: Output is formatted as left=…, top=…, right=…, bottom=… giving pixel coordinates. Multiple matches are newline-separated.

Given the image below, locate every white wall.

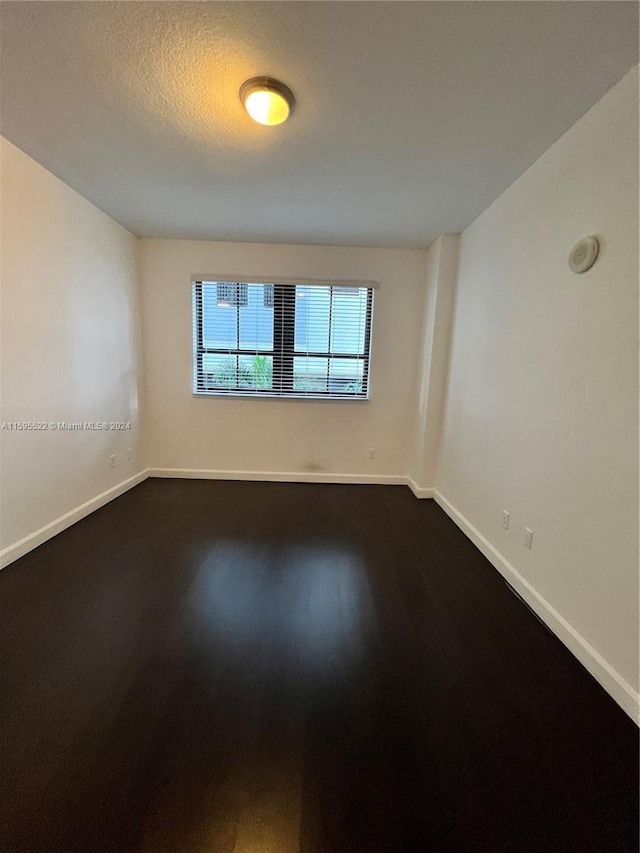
left=139, top=239, right=426, bottom=480
left=436, top=68, right=639, bottom=714
left=0, top=138, right=145, bottom=561
left=410, top=234, right=459, bottom=493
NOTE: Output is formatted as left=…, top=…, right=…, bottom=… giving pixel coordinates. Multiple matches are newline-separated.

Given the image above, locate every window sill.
left=192, top=391, right=370, bottom=402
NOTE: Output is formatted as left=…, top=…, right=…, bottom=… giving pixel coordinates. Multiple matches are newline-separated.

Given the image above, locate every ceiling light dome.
left=240, top=77, right=295, bottom=126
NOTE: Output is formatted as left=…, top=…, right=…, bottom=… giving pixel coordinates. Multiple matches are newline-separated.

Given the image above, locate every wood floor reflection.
left=0, top=480, right=637, bottom=852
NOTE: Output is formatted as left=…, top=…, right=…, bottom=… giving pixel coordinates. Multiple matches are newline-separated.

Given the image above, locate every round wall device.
left=569, top=236, right=599, bottom=274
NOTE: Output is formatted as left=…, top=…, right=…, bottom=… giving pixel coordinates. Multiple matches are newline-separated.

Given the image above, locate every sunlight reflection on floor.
left=181, top=539, right=372, bottom=850
left=186, top=539, right=371, bottom=676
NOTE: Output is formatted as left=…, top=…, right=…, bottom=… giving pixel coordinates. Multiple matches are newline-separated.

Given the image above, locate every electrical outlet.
left=502, top=510, right=510, bottom=530
left=524, top=527, right=534, bottom=549
left=109, top=454, right=116, bottom=468
left=367, top=448, right=375, bottom=459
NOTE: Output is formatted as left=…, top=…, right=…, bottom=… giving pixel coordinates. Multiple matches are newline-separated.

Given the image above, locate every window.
left=216, top=282, right=248, bottom=307
left=193, top=279, right=375, bottom=399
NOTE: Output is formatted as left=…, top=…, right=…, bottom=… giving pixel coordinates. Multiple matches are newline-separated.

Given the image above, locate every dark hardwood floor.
left=0, top=479, right=637, bottom=852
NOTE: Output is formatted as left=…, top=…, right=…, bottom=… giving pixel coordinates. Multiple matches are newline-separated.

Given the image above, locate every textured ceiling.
left=1, top=2, right=637, bottom=247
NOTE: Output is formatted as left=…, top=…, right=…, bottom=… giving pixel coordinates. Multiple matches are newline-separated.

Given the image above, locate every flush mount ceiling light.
left=240, top=77, right=295, bottom=126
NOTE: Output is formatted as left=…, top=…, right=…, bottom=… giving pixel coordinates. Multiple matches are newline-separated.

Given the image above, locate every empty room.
left=0, top=2, right=638, bottom=851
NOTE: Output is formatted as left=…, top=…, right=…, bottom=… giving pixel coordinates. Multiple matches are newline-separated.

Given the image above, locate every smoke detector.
left=569, top=236, right=599, bottom=274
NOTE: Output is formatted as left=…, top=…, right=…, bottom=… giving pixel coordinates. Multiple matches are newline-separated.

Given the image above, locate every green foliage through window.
left=204, top=356, right=273, bottom=390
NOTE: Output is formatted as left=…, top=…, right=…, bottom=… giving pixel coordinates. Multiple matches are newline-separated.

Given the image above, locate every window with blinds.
left=193, top=279, right=374, bottom=399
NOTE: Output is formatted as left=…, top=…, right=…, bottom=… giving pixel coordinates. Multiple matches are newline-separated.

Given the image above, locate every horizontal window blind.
left=193, top=280, right=374, bottom=399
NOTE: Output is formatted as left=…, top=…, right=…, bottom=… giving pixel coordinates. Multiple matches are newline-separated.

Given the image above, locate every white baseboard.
left=149, top=467, right=409, bottom=487
left=433, top=490, right=640, bottom=724
left=407, top=478, right=434, bottom=499
left=0, top=470, right=149, bottom=569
